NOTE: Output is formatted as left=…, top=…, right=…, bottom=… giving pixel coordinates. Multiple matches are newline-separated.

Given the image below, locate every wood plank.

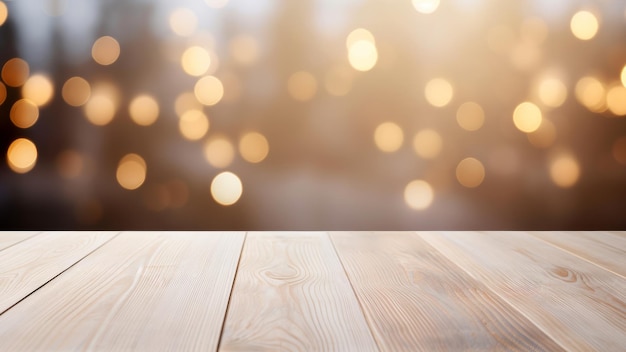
left=0, top=231, right=117, bottom=315
left=330, top=231, right=565, bottom=351
left=0, top=231, right=41, bottom=251
left=419, top=231, right=626, bottom=352
left=0, top=231, right=245, bottom=351
left=529, top=231, right=626, bottom=277
left=219, top=232, right=378, bottom=352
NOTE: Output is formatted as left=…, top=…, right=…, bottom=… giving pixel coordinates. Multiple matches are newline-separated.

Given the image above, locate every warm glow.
left=22, top=74, right=54, bottom=107
left=549, top=154, right=580, bottom=188
left=521, top=17, right=549, bottom=44
left=606, top=85, right=626, bottom=116
left=570, top=11, right=599, bottom=41
left=211, top=171, right=242, bottom=206
left=181, top=46, right=211, bottom=77
left=1, top=58, right=29, bottom=87
left=412, top=0, right=440, bottom=14
left=456, top=102, right=485, bottom=131
left=612, top=136, right=626, bottom=165
left=527, top=119, right=556, bottom=149
left=287, top=71, right=317, bottom=102
left=10, top=99, right=39, bottom=128
left=538, top=77, right=567, bottom=108
left=404, top=180, right=434, bottom=210
left=621, top=65, right=626, bottom=87
left=456, top=157, right=485, bottom=188
left=230, top=34, right=260, bottom=66
left=92, top=36, right=120, bottom=65
left=179, top=109, right=209, bottom=140
left=194, top=75, right=224, bottom=106
left=7, top=138, right=37, bottom=174
left=346, top=28, right=375, bottom=49
left=239, top=132, right=269, bottom=163
left=412, top=129, right=442, bottom=159
left=0, top=2, right=8, bottom=26
left=324, top=66, right=353, bottom=97
left=62, top=76, right=91, bottom=107
left=84, top=94, right=116, bottom=126
left=374, top=122, right=403, bottom=152
left=205, top=0, right=229, bottom=8
left=203, top=136, right=235, bottom=168
left=116, top=153, right=147, bottom=190
left=175, top=92, right=202, bottom=117
left=129, top=94, right=159, bottom=126
left=0, top=82, right=5, bottom=105
left=56, top=149, right=84, bottom=179
left=575, top=76, right=606, bottom=112
left=424, top=78, right=453, bottom=107
left=348, top=40, right=378, bottom=72
left=513, top=102, right=542, bottom=133
left=169, top=8, right=197, bottom=37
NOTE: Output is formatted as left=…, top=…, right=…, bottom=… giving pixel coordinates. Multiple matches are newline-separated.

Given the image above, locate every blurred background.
left=1, top=0, right=626, bottom=230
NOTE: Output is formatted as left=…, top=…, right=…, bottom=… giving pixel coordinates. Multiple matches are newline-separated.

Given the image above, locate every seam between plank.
left=0, top=231, right=44, bottom=253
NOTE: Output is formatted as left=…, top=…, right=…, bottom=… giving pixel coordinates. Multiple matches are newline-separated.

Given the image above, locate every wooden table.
left=0, top=231, right=624, bottom=351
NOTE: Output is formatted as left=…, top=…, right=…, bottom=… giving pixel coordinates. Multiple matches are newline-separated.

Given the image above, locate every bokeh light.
left=549, top=154, right=580, bottom=188
left=169, top=8, right=197, bottom=37
left=211, top=171, right=242, bottom=206
left=513, top=102, right=542, bottom=133
left=404, top=180, right=434, bottom=210
left=239, top=132, right=269, bottom=163
left=129, top=94, right=159, bottom=126
left=116, top=153, right=147, bottom=190
left=346, top=28, right=375, bottom=49
left=194, top=75, right=224, bottom=106
left=62, top=77, right=91, bottom=107
left=456, top=157, right=485, bottom=188
left=0, top=1, right=7, bottom=26
left=456, top=102, right=485, bottom=131
left=22, top=74, right=54, bottom=107
left=605, top=85, right=626, bottom=116
left=92, top=36, right=120, bottom=65
left=230, top=34, right=260, bottom=66
left=7, top=138, right=37, bottom=174
left=538, top=77, right=567, bottom=108
left=203, top=136, right=235, bottom=168
left=0, top=82, right=6, bottom=105
left=575, top=76, right=606, bottom=112
left=348, top=40, right=378, bottom=72
left=84, top=93, right=116, bottom=126
left=621, top=65, right=626, bottom=87
left=175, top=91, right=203, bottom=117
left=287, top=71, right=317, bottom=102
left=374, top=122, right=403, bottom=153
left=412, top=0, right=440, bottom=14
left=181, top=46, right=211, bottom=77
left=179, top=109, right=209, bottom=140
left=10, top=99, right=39, bottom=128
left=424, top=78, right=453, bottom=107
left=2, top=58, right=29, bottom=87
left=412, top=129, right=442, bottom=159
left=570, top=11, right=599, bottom=41
left=204, top=0, right=229, bottom=8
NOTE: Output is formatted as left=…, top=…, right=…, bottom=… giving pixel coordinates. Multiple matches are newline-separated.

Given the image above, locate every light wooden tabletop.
left=0, top=231, right=624, bottom=351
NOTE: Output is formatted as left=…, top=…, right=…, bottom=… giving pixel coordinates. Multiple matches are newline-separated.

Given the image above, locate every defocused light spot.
left=175, top=91, right=202, bottom=117
left=129, top=94, right=159, bottom=126
left=575, top=76, right=606, bottom=112
left=7, top=138, right=37, bottom=174
left=1, top=58, right=29, bottom=87
left=527, top=119, right=556, bottom=149
left=570, top=11, right=599, bottom=41
left=203, top=136, right=235, bottom=168
left=456, top=157, right=485, bottom=188
left=194, top=75, right=224, bottom=106
left=612, top=136, right=626, bottom=165
left=404, top=180, right=434, bottom=210
left=606, top=85, right=626, bottom=116
left=116, top=153, right=146, bottom=190
left=56, top=149, right=84, bottom=179
left=287, top=71, right=317, bottom=101
left=324, top=66, right=352, bottom=97
left=374, top=122, right=403, bottom=152
left=348, top=40, right=378, bottom=72
left=62, top=76, right=90, bottom=107
left=425, top=78, right=453, bottom=107
left=10, top=99, right=38, bottom=128
left=169, top=8, right=197, bottom=37
left=346, top=28, right=375, bottom=49
left=92, top=36, right=120, bottom=65
left=181, top=46, right=211, bottom=76
left=84, top=94, right=116, bottom=126
left=413, top=129, right=442, bottom=159
left=22, top=74, right=54, bottom=106
left=0, top=82, right=6, bottom=105
left=538, top=77, right=567, bottom=108
left=621, top=65, right=626, bottom=87
left=211, top=171, right=242, bottom=206
left=521, top=17, right=548, bottom=44
left=513, top=102, right=542, bottom=133
left=179, top=109, right=209, bottom=140
left=549, top=154, right=580, bottom=188
left=412, top=0, right=440, bottom=14
left=456, top=102, right=485, bottom=131
left=230, top=34, right=259, bottom=66
left=0, top=2, right=8, bottom=26
left=239, top=132, right=269, bottom=163
left=205, top=0, right=229, bottom=8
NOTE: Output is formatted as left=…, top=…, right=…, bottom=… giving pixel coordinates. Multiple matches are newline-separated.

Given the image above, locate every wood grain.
left=0, top=231, right=245, bottom=351
left=219, top=232, right=378, bottom=352
left=0, top=231, right=116, bottom=314
left=0, top=231, right=41, bottom=251
left=529, top=231, right=626, bottom=277
left=419, top=231, right=626, bottom=351
left=330, top=231, right=565, bottom=351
